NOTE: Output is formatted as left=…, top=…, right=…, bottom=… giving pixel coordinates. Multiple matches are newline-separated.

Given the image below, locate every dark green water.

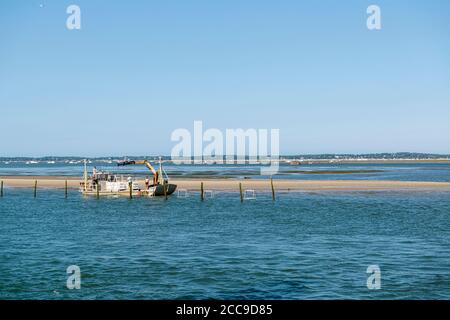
left=1, top=189, right=450, bottom=299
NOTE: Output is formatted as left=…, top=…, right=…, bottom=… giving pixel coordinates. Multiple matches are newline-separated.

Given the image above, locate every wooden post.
left=0, top=181, right=3, bottom=197
left=200, top=182, right=204, bottom=201
left=129, top=182, right=133, bottom=199
left=270, top=177, right=275, bottom=201
left=239, top=182, right=243, bottom=203
left=163, top=180, right=167, bottom=200
left=96, top=183, right=100, bottom=199
left=65, top=180, right=68, bottom=198
left=34, top=180, right=37, bottom=198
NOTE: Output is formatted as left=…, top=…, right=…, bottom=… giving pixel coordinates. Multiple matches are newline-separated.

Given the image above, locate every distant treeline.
left=1, top=153, right=449, bottom=161
left=283, top=152, right=450, bottom=160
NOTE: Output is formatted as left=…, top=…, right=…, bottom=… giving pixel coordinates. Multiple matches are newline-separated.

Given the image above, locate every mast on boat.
left=83, top=159, right=88, bottom=192
left=158, top=156, right=163, bottom=184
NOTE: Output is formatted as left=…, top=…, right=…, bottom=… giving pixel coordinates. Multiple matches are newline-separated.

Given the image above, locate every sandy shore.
left=1, top=176, right=450, bottom=192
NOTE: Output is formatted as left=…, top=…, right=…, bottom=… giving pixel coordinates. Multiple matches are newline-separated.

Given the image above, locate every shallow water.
left=1, top=189, right=450, bottom=299
left=1, top=162, right=450, bottom=182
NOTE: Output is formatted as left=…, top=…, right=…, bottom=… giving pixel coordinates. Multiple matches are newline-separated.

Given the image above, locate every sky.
left=1, top=0, right=449, bottom=156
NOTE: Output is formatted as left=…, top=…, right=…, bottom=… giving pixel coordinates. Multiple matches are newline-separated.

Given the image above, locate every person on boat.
left=92, top=167, right=98, bottom=185
left=145, top=177, right=150, bottom=189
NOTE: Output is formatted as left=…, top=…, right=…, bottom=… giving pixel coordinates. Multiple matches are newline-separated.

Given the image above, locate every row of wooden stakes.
left=0, top=178, right=277, bottom=202
left=0, top=180, right=69, bottom=198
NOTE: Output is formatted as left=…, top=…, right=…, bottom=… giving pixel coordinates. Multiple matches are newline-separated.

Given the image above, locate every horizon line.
left=1, top=152, right=450, bottom=159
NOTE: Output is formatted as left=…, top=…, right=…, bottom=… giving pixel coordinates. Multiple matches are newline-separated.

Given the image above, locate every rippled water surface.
left=1, top=189, right=450, bottom=299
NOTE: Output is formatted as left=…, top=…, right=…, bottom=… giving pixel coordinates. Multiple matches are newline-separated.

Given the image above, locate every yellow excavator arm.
left=117, top=160, right=160, bottom=185
left=134, top=160, right=157, bottom=176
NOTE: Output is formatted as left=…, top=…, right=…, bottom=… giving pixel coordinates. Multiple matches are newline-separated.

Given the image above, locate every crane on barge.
left=79, top=158, right=177, bottom=197
left=117, top=158, right=177, bottom=196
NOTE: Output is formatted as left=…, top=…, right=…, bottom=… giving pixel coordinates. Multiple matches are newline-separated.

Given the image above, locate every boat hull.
left=81, top=184, right=177, bottom=197
left=151, top=184, right=177, bottom=196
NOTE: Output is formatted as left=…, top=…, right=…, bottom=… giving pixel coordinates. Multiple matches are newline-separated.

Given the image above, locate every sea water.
left=1, top=188, right=450, bottom=299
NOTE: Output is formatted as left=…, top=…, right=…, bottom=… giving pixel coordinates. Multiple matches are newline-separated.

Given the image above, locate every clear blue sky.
left=1, top=0, right=449, bottom=156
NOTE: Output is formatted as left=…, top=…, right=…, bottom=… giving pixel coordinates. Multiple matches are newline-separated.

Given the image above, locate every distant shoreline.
left=1, top=152, right=450, bottom=165
left=283, top=159, right=450, bottom=164
left=1, top=176, right=450, bottom=192
left=1, top=159, right=450, bottom=165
